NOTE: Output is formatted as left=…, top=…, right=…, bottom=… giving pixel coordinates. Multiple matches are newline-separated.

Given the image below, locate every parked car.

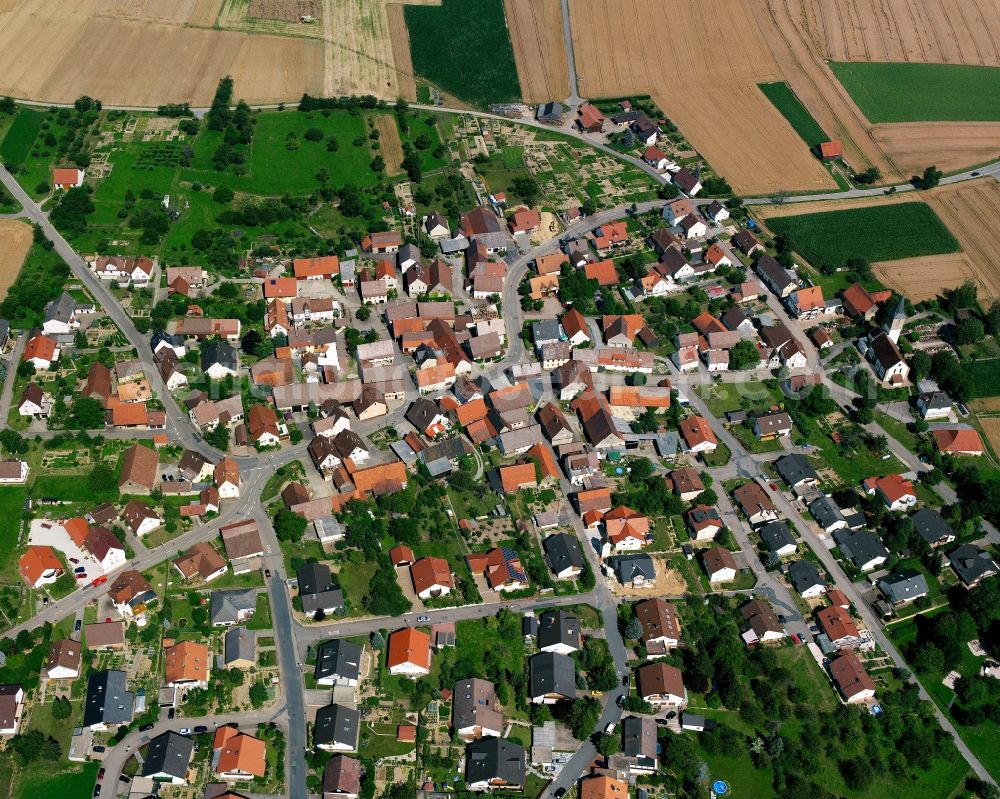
left=554, top=789, right=566, bottom=799
left=139, top=723, right=155, bottom=732
left=75, top=573, right=87, bottom=580
left=74, top=620, right=82, bottom=633
left=92, top=576, right=107, bottom=587
left=97, top=769, right=105, bottom=781
left=769, top=482, right=778, bottom=491
left=665, top=711, right=677, bottom=719
left=264, top=569, right=271, bottom=579
left=179, top=727, right=191, bottom=735
left=42, top=597, right=49, bottom=606
left=167, top=708, right=175, bottom=719
left=622, top=674, right=630, bottom=687
left=92, top=746, right=106, bottom=754
left=193, top=725, right=208, bottom=734
left=93, top=786, right=101, bottom=797
left=69, top=557, right=79, bottom=564
left=604, top=722, right=616, bottom=734
left=75, top=567, right=86, bottom=574
left=118, top=775, right=131, bottom=784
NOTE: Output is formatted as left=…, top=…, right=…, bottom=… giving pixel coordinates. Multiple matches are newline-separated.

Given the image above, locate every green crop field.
left=0, top=109, right=45, bottom=165
left=964, top=358, right=1000, bottom=398
left=405, top=0, right=522, bottom=108
left=758, top=81, right=828, bottom=147
left=765, top=202, right=960, bottom=270
left=830, top=62, right=1000, bottom=122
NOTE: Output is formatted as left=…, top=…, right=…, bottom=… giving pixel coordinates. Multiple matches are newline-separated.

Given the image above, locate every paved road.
left=0, top=332, right=25, bottom=424
left=744, top=159, right=1000, bottom=205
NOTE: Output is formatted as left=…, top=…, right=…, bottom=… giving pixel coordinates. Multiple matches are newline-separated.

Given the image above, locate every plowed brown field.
left=922, top=179, right=1000, bottom=304
left=568, top=0, right=836, bottom=196
left=873, top=253, right=980, bottom=303
left=374, top=114, right=404, bottom=175
left=505, top=0, right=568, bottom=104
left=0, top=219, right=32, bottom=302
left=757, top=0, right=1000, bottom=182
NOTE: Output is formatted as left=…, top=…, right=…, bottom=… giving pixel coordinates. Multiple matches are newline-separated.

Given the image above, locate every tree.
left=249, top=681, right=268, bottom=708
left=986, top=301, right=1000, bottom=336
left=596, top=733, right=620, bottom=757
left=370, top=155, right=385, bottom=173
left=68, top=397, right=106, bottom=429
left=213, top=186, right=234, bottom=204
left=304, top=127, right=324, bottom=142
left=624, top=616, right=643, bottom=640
left=8, top=729, right=60, bottom=764
left=50, top=696, right=72, bottom=720
left=241, top=330, right=263, bottom=357
left=355, top=305, right=371, bottom=322
left=274, top=510, right=307, bottom=543
left=909, top=349, right=932, bottom=381
left=88, top=464, right=117, bottom=494
left=205, top=424, right=230, bottom=451
left=920, top=165, right=942, bottom=190
left=510, top=176, right=540, bottom=206
left=728, top=339, right=761, bottom=370
left=0, top=430, right=27, bottom=454
left=370, top=631, right=385, bottom=650
left=956, top=316, right=985, bottom=345
left=566, top=697, right=601, bottom=739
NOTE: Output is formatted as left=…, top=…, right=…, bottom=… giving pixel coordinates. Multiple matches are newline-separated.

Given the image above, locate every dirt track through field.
left=567, top=0, right=836, bottom=196
left=373, top=114, right=404, bottom=175
left=0, top=219, right=32, bottom=302
left=505, top=0, right=568, bottom=103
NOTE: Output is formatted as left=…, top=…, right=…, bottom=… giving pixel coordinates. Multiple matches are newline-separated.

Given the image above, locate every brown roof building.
left=118, top=443, right=159, bottom=493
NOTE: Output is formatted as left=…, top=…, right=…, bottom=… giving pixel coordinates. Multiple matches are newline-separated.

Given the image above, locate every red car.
left=75, top=573, right=87, bottom=579
left=91, top=576, right=107, bottom=587
left=769, top=482, right=779, bottom=491
left=97, top=769, right=105, bottom=781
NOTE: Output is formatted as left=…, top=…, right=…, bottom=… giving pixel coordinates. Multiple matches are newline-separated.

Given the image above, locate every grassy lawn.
left=335, top=559, right=378, bottom=614
left=0, top=486, right=27, bottom=583
left=447, top=486, right=492, bottom=520
left=696, top=381, right=784, bottom=417
left=12, top=760, right=100, bottom=799
left=404, top=0, right=522, bottom=108
left=279, top=538, right=326, bottom=575
left=247, top=592, right=272, bottom=630
left=729, top=424, right=784, bottom=454
left=362, top=721, right=416, bottom=759
left=261, top=461, right=305, bottom=502
left=830, top=61, right=1000, bottom=122
left=701, top=441, right=732, bottom=467
left=765, top=203, right=960, bottom=270
left=31, top=472, right=117, bottom=503
left=797, top=415, right=905, bottom=484
left=758, top=81, right=828, bottom=147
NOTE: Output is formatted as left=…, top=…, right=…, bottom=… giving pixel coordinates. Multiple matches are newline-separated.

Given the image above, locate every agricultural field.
left=873, top=253, right=982, bottom=304
left=964, top=359, right=1000, bottom=399
left=504, top=0, right=568, bottom=104
left=404, top=0, right=523, bottom=108
left=758, top=80, right=827, bottom=147
left=920, top=179, right=1000, bottom=304
left=756, top=0, right=1000, bottom=183
left=0, top=220, right=33, bottom=302
left=830, top=62, right=1000, bottom=123
left=762, top=201, right=960, bottom=270
left=567, top=0, right=836, bottom=196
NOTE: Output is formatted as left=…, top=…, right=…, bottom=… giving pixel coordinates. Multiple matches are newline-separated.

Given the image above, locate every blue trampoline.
left=712, top=780, right=730, bottom=795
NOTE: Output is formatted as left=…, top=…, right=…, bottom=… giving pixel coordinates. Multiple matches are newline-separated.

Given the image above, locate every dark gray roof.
left=314, top=703, right=360, bottom=749
left=83, top=669, right=134, bottom=727
left=210, top=588, right=257, bottom=626
left=621, top=714, right=657, bottom=760
left=808, top=495, right=846, bottom=529
left=948, top=544, right=999, bottom=585
left=142, top=731, right=193, bottom=779
left=302, top=588, right=344, bottom=615
left=531, top=319, right=562, bottom=344
left=755, top=254, right=797, bottom=291
left=405, top=397, right=441, bottom=430
left=529, top=651, right=576, bottom=700
left=611, top=554, right=656, bottom=583
left=537, top=610, right=580, bottom=651
left=224, top=626, right=254, bottom=665
left=920, top=391, right=951, bottom=411
left=543, top=533, right=584, bottom=575
left=419, top=437, right=470, bottom=464
left=315, top=639, right=363, bottom=683
left=788, top=560, right=825, bottom=594
left=44, top=292, right=76, bottom=324
left=878, top=569, right=929, bottom=603
left=912, top=508, right=954, bottom=545
left=201, top=340, right=238, bottom=371
left=465, top=737, right=526, bottom=787
left=298, top=562, right=333, bottom=596
left=834, top=530, right=889, bottom=569
left=775, top=454, right=818, bottom=487
left=758, top=521, right=796, bottom=552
